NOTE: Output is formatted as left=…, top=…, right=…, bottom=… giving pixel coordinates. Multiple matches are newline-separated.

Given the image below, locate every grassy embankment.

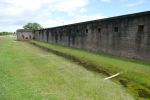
left=31, top=40, right=150, bottom=99
left=0, top=36, right=134, bottom=100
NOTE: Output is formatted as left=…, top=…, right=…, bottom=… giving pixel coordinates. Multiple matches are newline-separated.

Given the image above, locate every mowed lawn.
left=32, top=40, right=150, bottom=89
left=0, top=36, right=134, bottom=100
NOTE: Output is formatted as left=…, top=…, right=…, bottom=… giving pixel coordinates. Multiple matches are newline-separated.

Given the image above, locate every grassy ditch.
left=31, top=40, right=150, bottom=99
left=0, top=36, right=135, bottom=100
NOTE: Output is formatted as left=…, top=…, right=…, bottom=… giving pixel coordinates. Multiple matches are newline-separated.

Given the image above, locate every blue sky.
left=0, top=0, right=149, bottom=32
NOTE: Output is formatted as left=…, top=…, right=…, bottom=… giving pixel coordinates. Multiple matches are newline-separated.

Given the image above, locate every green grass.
left=31, top=41, right=150, bottom=99
left=0, top=36, right=135, bottom=100
left=32, top=40, right=150, bottom=85
left=31, top=40, right=150, bottom=91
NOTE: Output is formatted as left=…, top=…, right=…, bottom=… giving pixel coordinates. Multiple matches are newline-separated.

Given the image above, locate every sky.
left=0, top=0, right=150, bottom=32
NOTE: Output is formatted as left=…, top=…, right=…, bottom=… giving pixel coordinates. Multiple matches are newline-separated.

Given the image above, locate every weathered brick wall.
left=34, top=11, right=150, bottom=61
left=16, top=29, right=34, bottom=40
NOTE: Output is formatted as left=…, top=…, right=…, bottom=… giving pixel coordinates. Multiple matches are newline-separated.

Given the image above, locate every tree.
left=0, top=32, right=13, bottom=35
left=23, top=23, right=42, bottom=30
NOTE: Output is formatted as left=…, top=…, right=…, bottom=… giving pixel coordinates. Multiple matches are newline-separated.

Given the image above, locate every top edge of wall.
left=36, top=11, right=150, bottom=31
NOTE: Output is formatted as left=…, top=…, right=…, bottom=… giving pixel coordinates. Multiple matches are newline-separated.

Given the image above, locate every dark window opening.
left=22, top=35, right=24, bottom=39
left=25, top=37, right=28, bottom=39
left=98, top=28, right=101, bottom=33
left=29, top=35, right=31, bottom=39
left=46, top=32, right=49, bottom=42
left=138, top=25, right=144, bottom=32
left=55, top=33, right=58, bottom=42
left=114, top=27, right=118, bottom=32
left=33, top=36, right=35, bottom=40
left=86, top=29, right=88, bottom=33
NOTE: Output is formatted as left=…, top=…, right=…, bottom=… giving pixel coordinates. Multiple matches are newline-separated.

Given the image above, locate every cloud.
left=1, top=0, right=102, bottom=32
left=100, top=0, right=111, bottom=2
left=41, top=14, right=104, bottom=28
left=1, top=0, right=88, bottom=16
left=123, top=0, right=145, bottom=7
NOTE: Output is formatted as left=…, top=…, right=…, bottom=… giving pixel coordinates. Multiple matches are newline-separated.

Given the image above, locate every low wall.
left=34, top=11, right=150, bottom=61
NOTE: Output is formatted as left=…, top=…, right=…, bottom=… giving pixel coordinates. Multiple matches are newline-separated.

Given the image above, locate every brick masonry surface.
left=34, top=11, right=150, bottom=61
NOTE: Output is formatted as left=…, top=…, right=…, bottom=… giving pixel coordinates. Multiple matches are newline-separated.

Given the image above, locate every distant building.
left=16, top=29, right=34, bottom=40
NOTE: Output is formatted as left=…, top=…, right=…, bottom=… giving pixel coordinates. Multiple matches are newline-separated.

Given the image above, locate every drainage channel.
left=31, top=42, right=150, bottom=99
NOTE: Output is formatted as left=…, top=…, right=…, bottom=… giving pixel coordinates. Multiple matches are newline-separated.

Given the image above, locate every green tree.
left=23, top=23, right=42, bottom=30
left=0, top=32, right=13, bottom=35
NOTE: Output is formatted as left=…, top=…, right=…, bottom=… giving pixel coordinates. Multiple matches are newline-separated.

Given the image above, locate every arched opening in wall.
left=76, top=30, right=79, bottom=36
left=42, top=30, right=44, bottom=40
left=138, top=25, right=144, bottom=32
left=29, top=35, right=31, bottom=39
left=22, top=34, right=24, bottom=39
left=114, top=27, right=118, bottom=32
left=98, top=28, right=101, bottom=33
left=38, top=33, right=40, bottom=39
left=86, top=29, right=88, bottom=33
left=136, top=25, right=145, bottom=50
left=55, top=32, right=58, bottom=43
left=33, top=36, right=35, bottom=40
left=46, top=32, right=49, bottom=42
left=25, top=37, right=28, bottom=39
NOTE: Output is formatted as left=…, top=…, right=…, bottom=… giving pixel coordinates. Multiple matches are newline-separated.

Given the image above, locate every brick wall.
left=34, top=11, right=150, bottom=61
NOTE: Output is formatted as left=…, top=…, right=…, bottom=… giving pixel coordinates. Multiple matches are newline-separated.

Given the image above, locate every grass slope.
left=0, top=36, right=134, bottom=100
left=31, top=40, right=150, bottom=99
left=31, top=40, right=150, bottom=88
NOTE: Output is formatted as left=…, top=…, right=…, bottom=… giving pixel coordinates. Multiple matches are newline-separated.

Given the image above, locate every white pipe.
left=104, top=73, right=121, bottom=80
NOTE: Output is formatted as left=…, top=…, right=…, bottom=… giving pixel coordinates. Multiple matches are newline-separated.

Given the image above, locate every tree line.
left=0, top=23, right=42, bottom=36
left=0, top=32, right=13, bottom=36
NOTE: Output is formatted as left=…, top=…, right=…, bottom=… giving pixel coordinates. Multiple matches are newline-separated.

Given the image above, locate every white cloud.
left=1, top=0, right=88, bottom=15
left=123, top=0, right=145, bottom=7
left=126, top=0, right=144, bottom=7
left=1, top=0, right=99, bottom=32
left=36, top=14, right=104, bottom=28
left=52, top=0, right=88, bottom=15
left=100, top=0, right=111, bottom=2
left=79, top=8, right=87, bottom=13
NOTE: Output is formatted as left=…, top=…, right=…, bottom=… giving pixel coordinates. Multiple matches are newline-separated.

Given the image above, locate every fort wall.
left=34, top=11, right=150, bottom=61
left=16, top=29, right=34, bottom=40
